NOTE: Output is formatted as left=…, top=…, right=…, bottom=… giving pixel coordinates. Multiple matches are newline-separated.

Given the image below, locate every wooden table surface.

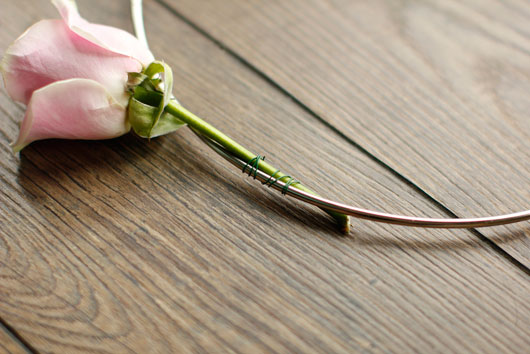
left=1, top=0, right=529, bottom=353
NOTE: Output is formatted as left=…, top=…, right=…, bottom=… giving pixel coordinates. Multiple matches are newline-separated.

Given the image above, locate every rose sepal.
left=127, top=61, right=185, bottom=138
left=128, top=86, right=185, bottom=138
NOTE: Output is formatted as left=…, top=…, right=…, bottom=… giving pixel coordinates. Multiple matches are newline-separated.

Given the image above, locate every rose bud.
left=1, top=0, right=155, bottom=152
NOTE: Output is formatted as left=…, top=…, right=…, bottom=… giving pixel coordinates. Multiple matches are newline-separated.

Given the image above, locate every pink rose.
left=1, top=0, right=154, bottom=152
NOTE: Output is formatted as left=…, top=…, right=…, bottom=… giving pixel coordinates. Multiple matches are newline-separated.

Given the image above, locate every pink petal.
left=1, top=19, right=142, bottom=105
left=12, top=78, right=130, bottom=152
left=53, top=0, right=154, bottom=65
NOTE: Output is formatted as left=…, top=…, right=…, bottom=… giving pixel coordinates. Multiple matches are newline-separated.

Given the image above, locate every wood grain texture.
left=0, top=0, right=529, bottom=353
left=166, top=0, right=530, bottom=266
left=0, top=324, right=28, bottom=354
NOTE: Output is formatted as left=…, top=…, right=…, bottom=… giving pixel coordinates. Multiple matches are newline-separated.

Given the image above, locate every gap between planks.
left=0, top=318, right=36, bottom=354
left=154, top=0, right=530, bottom=274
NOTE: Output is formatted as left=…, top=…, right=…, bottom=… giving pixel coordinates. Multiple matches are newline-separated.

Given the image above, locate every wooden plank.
left=0, top=0, right=529, bottom=352
left=0, top=324, right=29, bottom=354
left=167, top=0, right=530, bottom=266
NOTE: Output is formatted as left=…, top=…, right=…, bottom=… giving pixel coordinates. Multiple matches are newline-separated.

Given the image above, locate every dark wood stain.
left=0, top=0, right=529, bottom=352
left=166, top=0, right=530, bottom=267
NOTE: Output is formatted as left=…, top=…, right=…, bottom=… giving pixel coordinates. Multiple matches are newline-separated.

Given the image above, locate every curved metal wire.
left=131, top=0, right=149, bottom=49
left=130, top=0, right=529, bottom=229
left=193, top=129, right=530, bottom=229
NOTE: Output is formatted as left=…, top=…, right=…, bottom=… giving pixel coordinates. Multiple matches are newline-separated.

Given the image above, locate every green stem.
left=166, top=101, right=350, bottom=233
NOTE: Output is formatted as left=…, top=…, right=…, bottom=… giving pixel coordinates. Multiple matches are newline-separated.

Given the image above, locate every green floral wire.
left=131, top=1, right=530, bottom=230
left=242, top=155, right=263, bottom=179
left=243, top=156, right=300, bottom=195
left=263, top=169, right=281, bottom=186
left=280, top=177, right=301, bottom=195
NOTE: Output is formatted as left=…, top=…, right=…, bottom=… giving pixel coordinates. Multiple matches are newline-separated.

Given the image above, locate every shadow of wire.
left=15, top=134, right=529, bottom=252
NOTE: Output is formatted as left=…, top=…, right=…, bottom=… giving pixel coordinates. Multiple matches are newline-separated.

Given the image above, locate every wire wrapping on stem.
left=192, top=128, right=530, bottom=229
left=243, top=156, right=300, bottom=195
left=131, top=0, right=530, bottom=230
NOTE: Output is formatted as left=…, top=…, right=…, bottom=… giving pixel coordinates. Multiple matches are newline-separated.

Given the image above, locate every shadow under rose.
left=14, top=133, right=342, bottom=236
left=17, top=134, right=150, bottom=181
left=15, top=134, right=159, bottom=206
left=15, top=133, right=528, bottom=252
